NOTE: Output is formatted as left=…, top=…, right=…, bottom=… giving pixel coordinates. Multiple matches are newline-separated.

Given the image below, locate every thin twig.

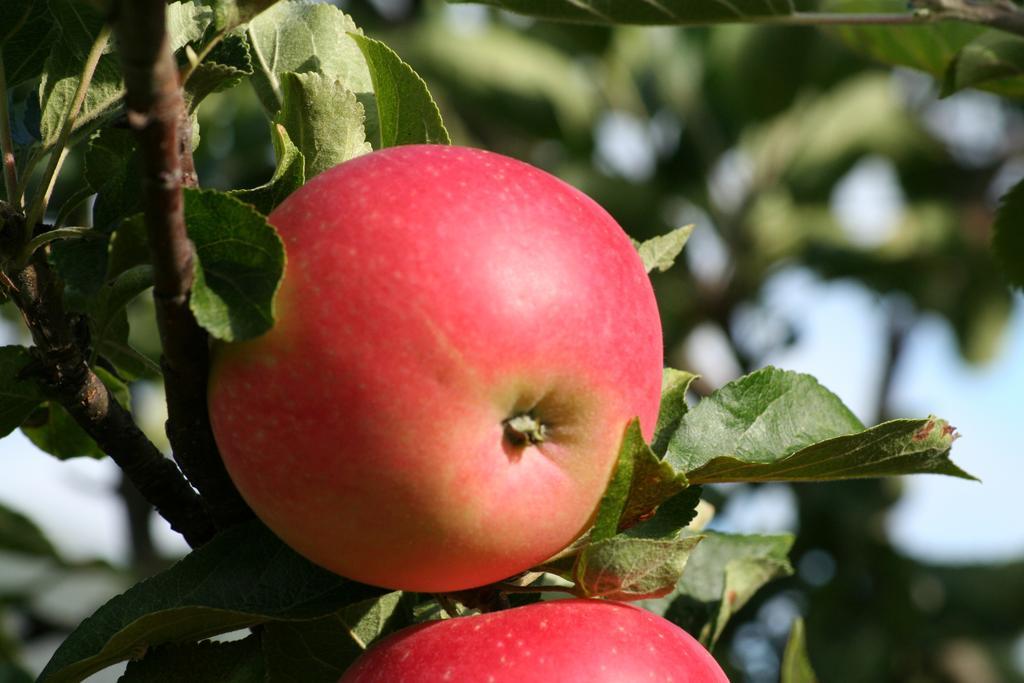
left=113, top=0, right=252, bottom=529
left=24, top=24, right=111, bottom=240
left=0, top=54, right=19, bottom=206
left=8, top=253, right=215, bottom=546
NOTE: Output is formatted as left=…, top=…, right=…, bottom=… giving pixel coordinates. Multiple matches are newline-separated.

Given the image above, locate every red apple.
left=339, top=599, right=729, bottom=682
left=208, top=145, right=663, bottom=591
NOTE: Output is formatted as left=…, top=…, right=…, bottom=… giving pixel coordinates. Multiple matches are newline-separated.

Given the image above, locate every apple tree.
left=1, top=0, right=1019, bottom=681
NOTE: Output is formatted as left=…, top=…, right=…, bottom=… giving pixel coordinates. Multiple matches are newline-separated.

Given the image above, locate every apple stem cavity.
left=503, top=413, right=547, bottom=448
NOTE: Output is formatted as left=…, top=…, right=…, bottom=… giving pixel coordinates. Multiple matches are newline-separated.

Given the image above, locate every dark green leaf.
left=262, top=592, right=414, bottom=683
left=641, top=531, right=794, bottom=647
left=635, top=225, right=693, bottom=274
left=21, top=367, right=130, bottom=460
left=0, top=500, right=57, bottom=557
left=350, top=34, right=450, bottom=148
left=38, top=520, right=384, bottom=683
left=274, top=71, right=372, bottom=179
left=183, top=31, right=254, bottom=111
left=39, top=0, right=124, bottom=151
left=993, top=177, right=1024, bottom=290
left=0, top=346, right=45, bottom=438
left=185, top=188, right=285, bottom=342
left=665, top=367, right=864, bottom=475
left=85, top=127, right=142, bottom=232
left=447, top=0, right=796, bottom=24
left=688, top=417, right=972, bottom=484
left=230, top=123, right=305, bottom=215
left=824, top=0, right=980, bottom=80
left=88, top=265, right=160, bottom=380
left=0, top=662, right=33, bottom=683
left=49, top=236, right=110, bottom=308
left=781, top=617, right=819, bottom=683
left=106, top=214, right=150, bottom=279
left=118, top=635, right=264, bottom=683
left=942, top=32, right=1024, bottom=98
left=652, top=368, right=698, bottom=457
left=246, top=2, right=372, bottom=115
left=0, top=0, right=56, bottom=86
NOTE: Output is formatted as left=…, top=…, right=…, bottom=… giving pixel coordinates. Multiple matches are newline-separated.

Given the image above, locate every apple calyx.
left=503, top=413, right=548, bottom=447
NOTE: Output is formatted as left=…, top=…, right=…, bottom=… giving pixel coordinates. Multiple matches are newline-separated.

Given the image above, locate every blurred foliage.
left=357, top=3, right=1020, bottom=682
left=1, top=0, right=1022, bottom=681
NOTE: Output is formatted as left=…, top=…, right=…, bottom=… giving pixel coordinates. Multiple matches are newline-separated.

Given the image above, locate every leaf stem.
left=15, top=226, right=102, bottom=268
left=749, top=11, right=930, bottom=27
left=179, top=28, right=228, bottom=86
left=0, top=54, right=19, bottom=206
left=23, top=23, right=112, bottom=240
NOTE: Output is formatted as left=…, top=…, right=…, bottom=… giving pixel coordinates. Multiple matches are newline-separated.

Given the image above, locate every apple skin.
left=208, top=145, right=663, bottom=592
left=338, top=599, right=729, bottom=682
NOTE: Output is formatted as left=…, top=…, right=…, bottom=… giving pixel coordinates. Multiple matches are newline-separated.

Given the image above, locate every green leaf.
left=0, top=346, right=45, bottom=438
left=262, top=592, right=414, bottom=682
left=88, top=265, right=158, bottom=380
left=38, top=520, right=384, bottom=683
left=0, top=662, right=34, bottom=683
left=993, top=177, right=1024, bottom=291
left=230, top=123, right=305, bottom=215
left=642, top=531, right=794, bottom=648
left=213, top=0, right=281, bottom=31
left=781, top=617, right=819, bottom=683
left=21, top=367, right=131, bottom=460
left=942, top=32, right=1024, bottom=98
left=0, top=501, right=57, bottom=557
left=167, top=1, right=215, bottom=54
left=49, top=236, right=110, bottom=307
left=822, top=1, right=1024, bottom=99
left=106, top=214, right=150, bottom=279
left=446, top=0, right=795, bottom=24
left=574, top=534, right=704, bottom=601
left=118, top=635, right=264, bottom=683
left=183, top=31, right=254, bottom=111
left=85, top=127, right=142, bottom=232
left=39, top=0, right=124, bottom=151
left=588, top=420, right=690, bottom=541
left=652, top=368, right=698, bottom=458
left=823, top=0, right=980, bottom=78
left=350, top=34, right=450, bottom=148
left=0, top=0, right=56, bottom=86
left=246, top=2, right=372, bottom=115
left=687, top=417, right=973, bottom=484
left=185, top=188, right=285, bottom=342
left=635, top=225, right=693, bottom=274
left=664, top=367, right=864, bottom=475
left=274, top=71, right=372, bottom=179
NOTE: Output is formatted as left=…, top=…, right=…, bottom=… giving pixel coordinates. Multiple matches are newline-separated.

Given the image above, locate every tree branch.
left=7, top=252, right=214, bottom=547
left=112, top=0, right=252, bottom=529
left=917, top=0, right=1024, bottom=38
left=0, top=55, right=19, bottom=206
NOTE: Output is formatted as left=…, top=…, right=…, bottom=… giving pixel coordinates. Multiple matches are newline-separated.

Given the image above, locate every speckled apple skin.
left=208, top=145, right=663, bottom=592
left=338, top=599, right=729, bottom=683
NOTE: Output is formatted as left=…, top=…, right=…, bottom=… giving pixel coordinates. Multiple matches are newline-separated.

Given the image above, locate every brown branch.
left=7, top=252, right=214, bottom=547
left=917, top=0, right=1024, bottom=37
left=112, top=0, right=252, bottom=530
